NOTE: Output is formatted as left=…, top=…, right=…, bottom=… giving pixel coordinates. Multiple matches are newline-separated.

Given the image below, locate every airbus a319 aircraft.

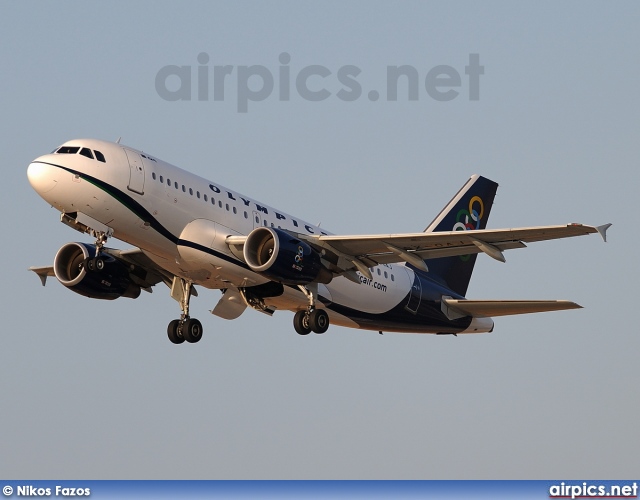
left=27, top=139, right=610, bottom=344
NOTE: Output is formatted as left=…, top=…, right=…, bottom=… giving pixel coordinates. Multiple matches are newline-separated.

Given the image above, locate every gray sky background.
left=1, top=1, right=638, bottom=479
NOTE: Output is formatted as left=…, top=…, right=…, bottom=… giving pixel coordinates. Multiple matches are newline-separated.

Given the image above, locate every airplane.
left=26, top=139, right=611, bottom=344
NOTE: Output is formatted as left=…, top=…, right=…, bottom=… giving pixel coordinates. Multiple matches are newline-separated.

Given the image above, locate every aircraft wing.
left=29, top=247, right=170, bottom=292
left=301, top=223, right=611, bottom=276
left=227, top=223, right=610, bottom=279
left=107, top=248, right=172, bottom=290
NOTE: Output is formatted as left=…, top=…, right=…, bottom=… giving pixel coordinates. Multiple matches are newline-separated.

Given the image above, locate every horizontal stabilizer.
left=441, top=297, right=582, bottom=319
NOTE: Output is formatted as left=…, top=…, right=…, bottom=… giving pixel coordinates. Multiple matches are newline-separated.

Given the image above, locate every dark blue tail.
left=424, top=175, right=499, bottom=297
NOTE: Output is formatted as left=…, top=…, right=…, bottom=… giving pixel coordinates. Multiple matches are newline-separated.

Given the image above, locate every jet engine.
left=243, top=227, right=332, bottom=285
left=53, top=242, right=141, bottom=300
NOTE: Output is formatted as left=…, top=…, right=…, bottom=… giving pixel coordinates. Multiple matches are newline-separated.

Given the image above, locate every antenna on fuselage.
left=116, top=137, right=121, bottom=144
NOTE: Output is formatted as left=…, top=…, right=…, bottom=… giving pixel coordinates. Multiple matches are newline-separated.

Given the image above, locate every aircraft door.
left=124, top=149, right=145, bottom=195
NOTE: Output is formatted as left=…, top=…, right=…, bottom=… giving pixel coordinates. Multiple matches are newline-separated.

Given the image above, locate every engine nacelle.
left=243, top=227, right=332, bottom=285
left=53, top=242, right=141, bottom=300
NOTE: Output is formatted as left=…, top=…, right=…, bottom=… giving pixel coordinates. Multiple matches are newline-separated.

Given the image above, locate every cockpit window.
left=79, top=148, right=94, bottom=159
left=94, top=150, right=106, bottom=162
left=57, top=146, right=80, bottom=154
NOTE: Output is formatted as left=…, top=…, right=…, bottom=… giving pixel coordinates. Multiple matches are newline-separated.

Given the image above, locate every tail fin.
left=424, top=175, right=499, bottom=296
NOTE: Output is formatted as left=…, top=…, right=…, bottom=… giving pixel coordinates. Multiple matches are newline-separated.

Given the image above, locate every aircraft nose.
left=27, top=161, right=57, bottom=194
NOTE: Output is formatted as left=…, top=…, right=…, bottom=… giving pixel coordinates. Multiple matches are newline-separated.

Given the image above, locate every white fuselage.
left=27, top=139, right=492, bottom=334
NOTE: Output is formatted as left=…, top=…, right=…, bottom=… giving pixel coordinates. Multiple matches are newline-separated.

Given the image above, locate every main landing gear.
left=293, top=285, right=330, bottom=335
left=167, top=278, right=203, bottom=345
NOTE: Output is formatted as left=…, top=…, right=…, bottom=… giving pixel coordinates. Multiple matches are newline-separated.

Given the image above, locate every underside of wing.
left=29, top=247, right=170, bottom=292
left=306, top=223, right=610, bottom=273
left=315, top=223, right=601, bottom=260
left=105, top=248, right=171, bottom=290
left=226, top=223, right=610, bottom=281
left=441, top=297, right=582, bottom=319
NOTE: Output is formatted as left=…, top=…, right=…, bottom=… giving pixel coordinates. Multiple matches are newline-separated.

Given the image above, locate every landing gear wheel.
left=167, top=319, right=184, bottom=344
left=182, top=318, right=203, bottom=343
left=293, top=310, right=311, bottom=335
left=95, top=258, right=105, bottom=271
left=309, top=309, right=329, bottom=334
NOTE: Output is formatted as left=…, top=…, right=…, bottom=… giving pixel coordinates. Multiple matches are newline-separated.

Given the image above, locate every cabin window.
left=218, top=201, right=222, bottom=208
left=377, top=269, right=381, bottom=276
left=174, top=181, right=178, bottom=189
left=225, top=203, right=229, bottom=211
left=244, top=211, right=248, bottom=219
left=167, top=178, right=171, bottom=186
left=204, top=194, right=208, bottom=202
left=152, top=172, right=157, bottom=180
left=94, top=150, right=106, bottom=162
left=159, top=175, right=164, bottom=183
left=384, top=271, right=388, bottom=279
left=211, top=198, right=215, bottom=205
left=197, top=191, right=201, bottom=199
left=182, top=185, right=186, bottom=192
left=189, top=188, right=193, bottom=195
left=255, top=215, right=259, bottom=224
left=79, top=147, right=94, bottom=159
left=233, top=207, right=237, bottom=214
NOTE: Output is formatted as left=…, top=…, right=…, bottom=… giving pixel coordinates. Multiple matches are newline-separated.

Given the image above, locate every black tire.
left=86, top=258, right=96, bottom=272
left=167, top=319, right=184, bottom=344
left=309, top=309, right=329, bottom=334
left=182, top=318, right=203, bottom=343
left=293, top=310, right=311, bottom=335
left=95, top=258, right=105, bottom=271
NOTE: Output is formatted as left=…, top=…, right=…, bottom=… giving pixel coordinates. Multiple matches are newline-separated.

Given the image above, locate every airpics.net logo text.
left=155, top=52, right=484, bottom=112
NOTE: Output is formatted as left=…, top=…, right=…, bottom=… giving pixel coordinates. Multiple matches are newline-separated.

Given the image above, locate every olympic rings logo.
left=294, top=245, right=304, bottom=264
left=452, top=196, right=484, bottom=261
left=453, top=196, right=484, bottom=231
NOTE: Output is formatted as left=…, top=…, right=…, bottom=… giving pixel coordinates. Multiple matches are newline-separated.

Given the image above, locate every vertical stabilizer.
left=424, top=175, right=499, bottom=296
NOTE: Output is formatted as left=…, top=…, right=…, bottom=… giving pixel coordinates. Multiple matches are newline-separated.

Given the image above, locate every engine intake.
left=243, top=227, right=332, bottom=285
left=53, top=242, right=141, bottom=300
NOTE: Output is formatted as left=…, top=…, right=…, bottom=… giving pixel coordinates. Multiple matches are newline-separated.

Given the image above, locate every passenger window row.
left=369, top=267, right=395, bottom=281
left=151, top=171, right=250, bottom=220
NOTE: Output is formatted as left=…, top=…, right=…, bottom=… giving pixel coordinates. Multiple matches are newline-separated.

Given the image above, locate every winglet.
left=29, top=266, right=55, bottom=286
left=596, top=223, right=612, bottom=242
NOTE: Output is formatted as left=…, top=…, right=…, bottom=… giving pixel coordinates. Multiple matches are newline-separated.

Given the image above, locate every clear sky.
left=1, top=1, right=638, bottom=479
